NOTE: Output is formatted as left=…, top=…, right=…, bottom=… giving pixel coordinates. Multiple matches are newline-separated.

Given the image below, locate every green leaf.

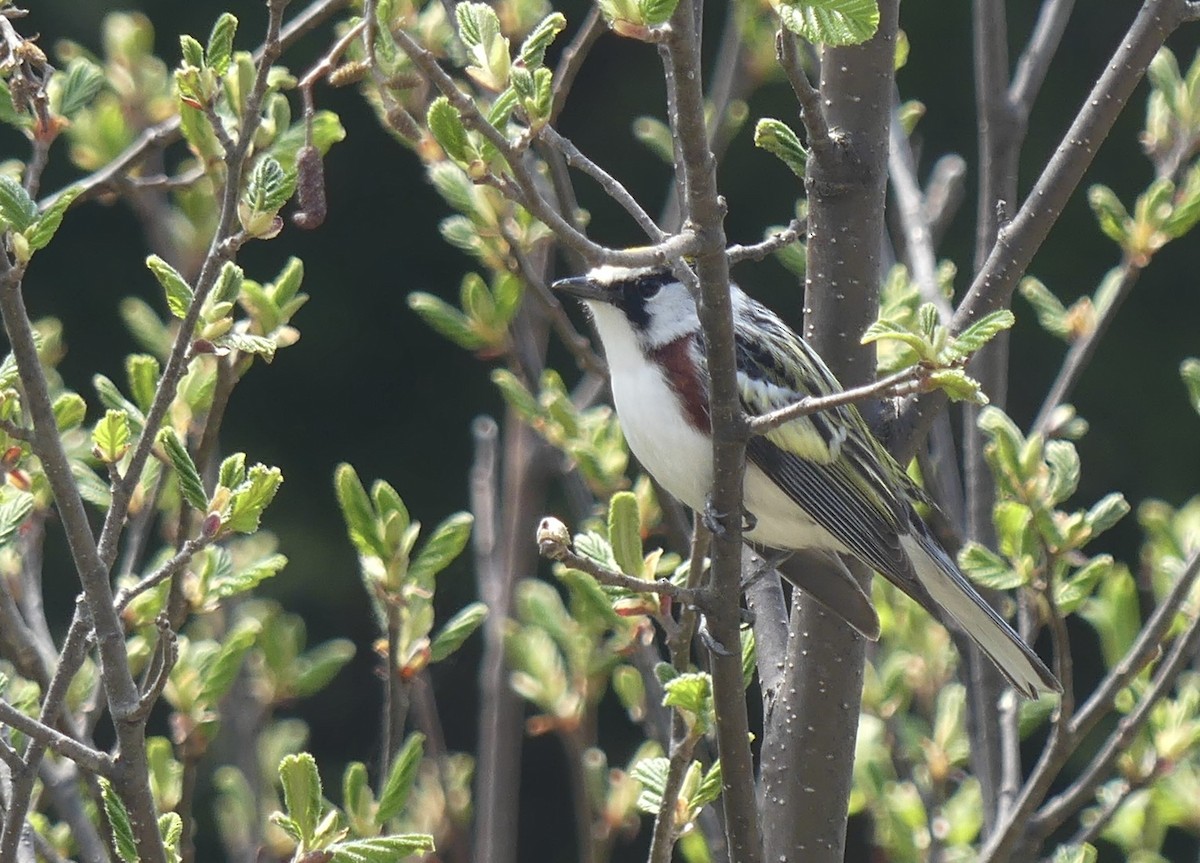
left=663, top=671, right=714, bottom=733
left=330, top=835, right=436, bottom=862
left=959, top=542, right=1023, bottom=590
left=54, top=58, right=105, bottom=117
left=429, top=602, right=488, bottom=662
left=224, top=464, right=283, bottom=533
left=239, top=156, right=295, bottom=236
left=99, top=778, right=140, bottom=863
left=25, top=186, right=82, bottom=252
left=0, top=489, right=33, bottom=547
left=1019, top=277, right=1070, bottom=341
left=212, top=332, right=278, bottom=362
left=632, top=756, right=670, bottom=812
left=1052, top=843, right=1098, bottom=863
left=753, top=118, right=808, bottom=177
left=408, top=512, right=473, bottom=584
left=278, top=752, right=322, bottom=844
left=427, top=97, right=472, bottom=164
left=125, top=354, right=160, bottom=414
left=52, top=391, right=87, bottom=431
left=92, top=409, right=131, bottom=463
left=860, top=318, right=930, bottom=357
left=292, top=639, right=356, bottom=698
left=607, top=491, right=643, bottom=577
left=407, top=292, right=485, bottom=350
left=93, top=374, right=145, bottom=427
left=778, top=0, right=880, bottom=47
left=927, top=368, right=986, bottom=403
left=335, top=463, right=387, bottom=559
left=640, top=0, right=680, bottom=26
left=519, top=13, right=567, bottom=67
left=1088, top=184, right=1130, bottom=245
left=490, top=369, right=540, bottom=419
left=1086, top=493, right=1129, bottom=536
left=213, top=261, right=244, bottom=305
left=1181, top=357, right=1200, bottom=416
left=147, top=255, right=195, bottom=319
left=206, top=13, right=238, bottom=77
left=199, top=623, right=258, bottom=706
left=157, top=427, right=209, bottom=511
left=376, top=732, right=425, bottom=824
left=180, top=34, right=205, bottom=69
left=692, top=761, right=723, bottom=809
left=211, top=552, right=287, bottom=599
left=946, top=309, right=1015, bottom=361
left=0, top=176, right=38, bottom=232
left=159, top=812, right=183, bottom=863
left=219, top=453, right=246, bottom=490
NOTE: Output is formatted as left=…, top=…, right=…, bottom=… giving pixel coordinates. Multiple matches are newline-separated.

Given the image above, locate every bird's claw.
left=698, top=620, right=734, bottom=657
left=703, top=495, right=758, bottom=538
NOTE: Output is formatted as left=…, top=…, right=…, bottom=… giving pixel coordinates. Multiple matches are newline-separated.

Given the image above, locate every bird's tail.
left=899, top=533, right=1061, bottom=699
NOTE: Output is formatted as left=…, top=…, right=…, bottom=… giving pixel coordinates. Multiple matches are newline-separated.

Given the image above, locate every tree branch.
left=0, top=701, right=113, bottom=778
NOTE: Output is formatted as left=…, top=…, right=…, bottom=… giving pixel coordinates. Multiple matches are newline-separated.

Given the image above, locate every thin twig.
left=539, top=125, right=666, bottom=242
left=748, top=366, right=924, bottom=435
left=893, top=0, right=1194, bottom=460
left=388, top=25, right=698, bottom=268
left=887, top=106, right=952, bottom=323
left=1009, top=0, right=1077, bottom=119
left=776, top=29, right=833, bottom=155
left=538, top=528, right=705, bottom=608
left=550, top=6, right=606, bottom=123
left=726, top=220, right=803, bottom=264
left=39, top=0, right=351, bottom=211
left=113, top=537, right=212, bottom=614
left=0, top=701, right=113, bottom=778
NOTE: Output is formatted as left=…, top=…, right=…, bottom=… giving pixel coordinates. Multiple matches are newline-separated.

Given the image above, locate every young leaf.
left=0, top=176, right=38, bottom=232
left=206, top=13, right=238, bottom=77
left=375, top=732, right=425, bottom=824
left=239, top=156, right=295, bottom=237
left=1088, top=184, right=1131, bottom=246
left=330, top=835, right=436, bottom=862
left=219, top=452, right=247, bottom=490
left=754, top=118, right=808, bottom=177
left=54, top=58, right=105, bottom=118
left=607, top=491, right=643, bottom=577
left=25, top=186, right=82, bottom=251
left=157, top=427, right=209, bottom=511
left=278, top=752, right=323, bottom=844
left=426, top=97, right=473, bottom=164
left=946, top=310, right=1015, bottom=361
left=640, top=0, right=681, bottom=26
left=777, top=0, right=881, bottom=47
left=99, top=778, right=140, bottom=863
left=224, top=464, right=283, bottom=533
left=146, top=255, right=195, bottom=319
left=429, top=602, right=488, bottom=662
left=1181, top=357, right=1200, bottom=416
left=408, top=512, right=474, bottom=584
left=92, top=409, right=131, bottom=463
left=0, top=489, right=33, bottom=548
left=126, top=354, right=161, bottom=413
left=334, top=463, right=387, bottom=559
left=198, top=624, right=258, bottom=706
left=519, top=12, right=567, bottom=67
left=292, top=639, right=356, bottom=698
left=179, top=34, right=205, bottom=69
left=408, top=292, right=486, bottom=351
left=52, top=391, right=87, bottom=431
left=210, top=552, right=288, bottom=599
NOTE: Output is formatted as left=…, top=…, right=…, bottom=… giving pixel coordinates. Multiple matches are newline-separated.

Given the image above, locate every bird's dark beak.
left=552, top=275, right=613, bottom=303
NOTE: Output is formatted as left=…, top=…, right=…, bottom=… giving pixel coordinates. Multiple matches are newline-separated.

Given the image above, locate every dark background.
left=13, top=1, right=1200, bottom=860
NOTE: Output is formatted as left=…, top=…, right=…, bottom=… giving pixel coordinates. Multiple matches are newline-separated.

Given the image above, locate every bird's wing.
left=729, top=302, right=919, bottom=585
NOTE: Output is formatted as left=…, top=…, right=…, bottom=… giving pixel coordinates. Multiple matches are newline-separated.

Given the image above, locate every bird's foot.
left=697, top=620, right=734, bottom=657
left=703, top=495, right=757, bottom=538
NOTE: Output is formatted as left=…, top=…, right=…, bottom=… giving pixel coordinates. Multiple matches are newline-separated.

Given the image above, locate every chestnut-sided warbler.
left=554, top=265, right=1060, bottom=699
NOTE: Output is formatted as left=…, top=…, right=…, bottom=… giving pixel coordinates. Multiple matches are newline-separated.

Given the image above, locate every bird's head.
left=552, top=265, right=700, bottom=359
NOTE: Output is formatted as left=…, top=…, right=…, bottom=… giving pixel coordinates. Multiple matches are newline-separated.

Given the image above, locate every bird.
left=553, top=264, right=1061, bottom=699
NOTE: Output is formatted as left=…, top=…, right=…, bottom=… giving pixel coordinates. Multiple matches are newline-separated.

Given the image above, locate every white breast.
left=590, top=303, right=845, bottom=555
